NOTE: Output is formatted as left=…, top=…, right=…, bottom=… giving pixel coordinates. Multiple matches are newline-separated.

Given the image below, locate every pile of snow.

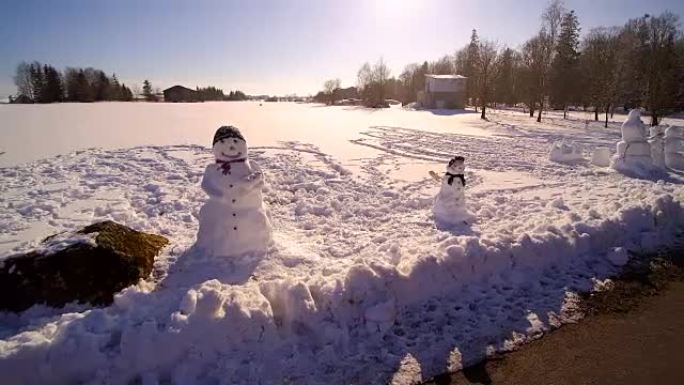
left=590, top=147, right=611, bottom=167
left=1, top=103, right=684, bottom=384
left=549, top=141, right=584, bottom=163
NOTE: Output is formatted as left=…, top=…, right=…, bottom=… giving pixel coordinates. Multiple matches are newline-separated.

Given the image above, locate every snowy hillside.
left=0, top=102, right=683, bottom=384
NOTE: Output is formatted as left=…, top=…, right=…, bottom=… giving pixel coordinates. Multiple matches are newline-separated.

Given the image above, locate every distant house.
left=418, top=74, right=467, bottom=109
left=163, top=85, right=199, bottom=102
left=10, top=94, right=33, bottom=104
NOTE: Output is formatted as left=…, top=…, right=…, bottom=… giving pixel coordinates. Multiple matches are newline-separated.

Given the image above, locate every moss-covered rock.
left=0, top=221, right=169, bottom=312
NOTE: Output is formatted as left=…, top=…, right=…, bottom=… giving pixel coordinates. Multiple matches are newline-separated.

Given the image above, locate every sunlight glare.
left=372, top=0, right=423, bottom=21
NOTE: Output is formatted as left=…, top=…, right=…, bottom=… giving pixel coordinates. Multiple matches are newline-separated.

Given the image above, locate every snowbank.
left=1, top=104, right=684, bottom=384
left=0, top=144, right=682, bottom=385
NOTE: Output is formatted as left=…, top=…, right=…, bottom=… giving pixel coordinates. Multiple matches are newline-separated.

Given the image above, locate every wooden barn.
left=163, top=85, right=199, bottom=102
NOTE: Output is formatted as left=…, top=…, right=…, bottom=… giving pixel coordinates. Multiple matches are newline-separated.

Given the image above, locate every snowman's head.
left=627, top=109, right=642, bottom=123
left=446, top=156, right=465, bottom=174
left=212, top=126, right=247, bottom=161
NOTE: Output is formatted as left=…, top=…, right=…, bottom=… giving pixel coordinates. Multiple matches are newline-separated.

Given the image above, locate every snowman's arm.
left=429, top=170, right=442, bottom=183
left=243, top=170, right=265, bottom=190
left=201, top=171, right=224, bottom=197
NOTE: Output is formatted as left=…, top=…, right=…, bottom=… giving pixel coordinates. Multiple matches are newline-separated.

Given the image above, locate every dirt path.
left=428, top=281, right=684, bottom=385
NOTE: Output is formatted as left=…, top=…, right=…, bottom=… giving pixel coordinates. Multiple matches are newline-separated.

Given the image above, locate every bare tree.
left=521, top=32, right=553, bottom=122
left=13, top=62, right=33, bottom=99
left=541, top=0, right=565, bottom=44
left=429, top=55, right=454, bottom=75
left=621, top=12, right=681, bottom=125
left=323, top=78, right=341, bottom=105
left=581, top=28, right=619, bottom=128
left=131, top=83, right=141, bottom=100
left=476, top=40, right=498, bottom=120
left=357, top=58, right=391, bottom=107
left=373, top=58, right=391, bottom=87
left=526, top=0, right=564, bottom=122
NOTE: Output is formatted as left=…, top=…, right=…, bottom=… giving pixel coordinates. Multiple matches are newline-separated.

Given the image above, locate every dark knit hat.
left=448, top=156, right=465, bottom=167
left=213, top=126, right=245, bottom=146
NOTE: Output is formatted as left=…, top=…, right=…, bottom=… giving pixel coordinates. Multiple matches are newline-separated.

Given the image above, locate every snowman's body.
left=196, top=126, right=272, bottom=256
left=433, top=157, right=471, bottom=226
left=664, top=125, right=684, bottom=170
left=649, top=126, right=666, bottom=168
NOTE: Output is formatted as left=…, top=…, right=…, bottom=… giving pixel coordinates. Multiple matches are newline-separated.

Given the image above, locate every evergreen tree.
left=550, top=9, right=581, bottom=118
left=226, top=90, right=247, bottom=101
left=43, top=65, right=64, bottom=102
left=120, top=83, right=134, bottom=101
left=95, top=71, right=111, bottom=101
left=64, top=68, right=78, bottom=102
left=29, top=62, right=45, bottom=102
left=142, top=80, right=155, bottom=101
left=465, top=29, right=480, bottom=108
left=76, top=69, right=93, bottom=102
left=196, top=86, right=225, bottom=101
left=493, top=48, right=516, bottom=106
left=110, top=74, right=123, bottom=101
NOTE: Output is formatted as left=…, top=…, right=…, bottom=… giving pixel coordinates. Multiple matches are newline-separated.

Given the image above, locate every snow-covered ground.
left=0, top=102, right=683, bottom=385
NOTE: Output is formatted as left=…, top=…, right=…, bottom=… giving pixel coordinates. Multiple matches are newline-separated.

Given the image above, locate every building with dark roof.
left=418, top=74, right=467, bottom=109
left=163, top=85, right=199, bottom=102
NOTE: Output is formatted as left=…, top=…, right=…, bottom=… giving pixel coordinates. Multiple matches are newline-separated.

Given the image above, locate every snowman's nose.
left=229, top=146, right=235, bottom=150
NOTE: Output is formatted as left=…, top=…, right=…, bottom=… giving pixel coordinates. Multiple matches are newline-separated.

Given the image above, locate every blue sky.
left=1, top=0, right=682, bottom=97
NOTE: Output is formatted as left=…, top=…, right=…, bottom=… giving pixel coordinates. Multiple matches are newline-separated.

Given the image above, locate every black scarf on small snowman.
left=445, top=172, right=465, bottom=186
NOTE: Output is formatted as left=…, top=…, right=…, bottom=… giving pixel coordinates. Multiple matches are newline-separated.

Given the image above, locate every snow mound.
left=591, top=147, right=611, bottom=167
left=549, top=141, right=584, bottom=163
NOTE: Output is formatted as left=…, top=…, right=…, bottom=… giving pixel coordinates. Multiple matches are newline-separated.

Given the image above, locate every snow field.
left=0, top=103, right=683, bottom=384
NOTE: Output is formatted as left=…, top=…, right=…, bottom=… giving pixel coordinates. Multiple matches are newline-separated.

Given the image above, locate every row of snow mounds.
left=1, top=195, right=682, bottom=384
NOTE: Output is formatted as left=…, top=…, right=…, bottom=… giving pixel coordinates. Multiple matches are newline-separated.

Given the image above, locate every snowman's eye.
left=233, top=139, right=237, bottom=143
left=220, top=139, right=224, bottom=143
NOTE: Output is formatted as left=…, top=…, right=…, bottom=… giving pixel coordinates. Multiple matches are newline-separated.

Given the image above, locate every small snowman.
left=430, top=156, right=472, bottom=227
left=195, top=126, right=272, bottom=256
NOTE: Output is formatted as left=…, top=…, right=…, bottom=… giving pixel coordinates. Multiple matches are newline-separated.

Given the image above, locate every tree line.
left=11, top=62, right=250, bottom=104
left=320, top=1, right=684, bottom=126
left=12, top=61, right=135, bottom=103
left=194, top=86, right=248, bottom=101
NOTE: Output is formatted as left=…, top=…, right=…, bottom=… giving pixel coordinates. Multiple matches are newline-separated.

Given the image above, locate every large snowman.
left=431, top=156, right=473, bottom=227
left=195, top=126, right=272, bottom=256
left=664, top=125, right=684, bottom=170
left=611, top=109, right=654, bottom=174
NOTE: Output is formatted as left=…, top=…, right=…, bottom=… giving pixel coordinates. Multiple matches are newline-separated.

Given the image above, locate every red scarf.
left=216, top=158, right=246, bottom=175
